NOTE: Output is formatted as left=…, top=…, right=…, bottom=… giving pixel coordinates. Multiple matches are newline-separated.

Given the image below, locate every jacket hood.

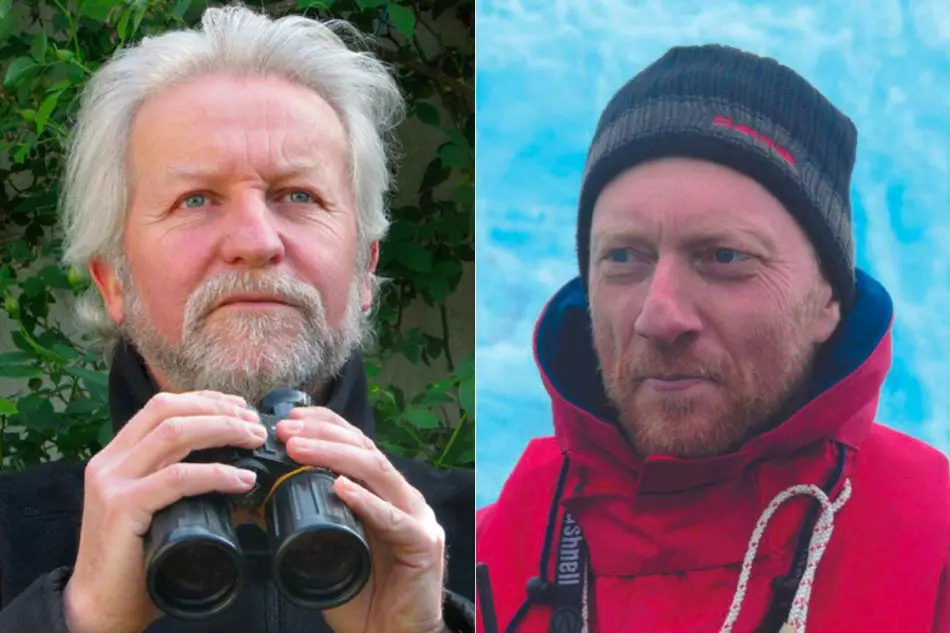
left=533, top=268, right=894, bottom=493
left=108, top=340, right=376, bottom=439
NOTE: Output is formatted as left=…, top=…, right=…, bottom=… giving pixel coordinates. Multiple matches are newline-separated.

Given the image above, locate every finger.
left=333, top=475, right=445, bottom=563
left=286, top=437, right=426, bottom=516
left=286, top=407, right=364, bottom=435
left=118, top=414, right=269, bottom=479
left=127, top=462, right=258, bottom=535
left=275, top=415, right=369, bottom=448
left=107, top=391, right=255, bottom=455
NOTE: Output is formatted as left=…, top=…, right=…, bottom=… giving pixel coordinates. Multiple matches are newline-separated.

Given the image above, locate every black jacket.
left=0, top=342, right=475, bottom=632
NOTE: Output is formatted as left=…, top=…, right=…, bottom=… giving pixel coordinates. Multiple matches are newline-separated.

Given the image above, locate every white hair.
left=60, top=4, right=404, bottom=347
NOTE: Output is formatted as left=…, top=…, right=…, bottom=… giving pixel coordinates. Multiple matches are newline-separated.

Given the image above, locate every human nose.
left=633, top=257, right=702, bottom=345
left=218, top=193, right=286, bottom=268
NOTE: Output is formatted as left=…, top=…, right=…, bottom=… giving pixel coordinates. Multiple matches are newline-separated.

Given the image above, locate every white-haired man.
left=0, top=6, right=473, bottom=633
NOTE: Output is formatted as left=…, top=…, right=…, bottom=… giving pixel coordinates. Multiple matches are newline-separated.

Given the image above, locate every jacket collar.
left=533, top=268, right=894, bottom=494
left=107, top=340, right=377, bottom=438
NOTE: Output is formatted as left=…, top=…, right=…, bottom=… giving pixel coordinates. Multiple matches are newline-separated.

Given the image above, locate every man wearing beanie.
left=475, top=45, right=950, bottom=633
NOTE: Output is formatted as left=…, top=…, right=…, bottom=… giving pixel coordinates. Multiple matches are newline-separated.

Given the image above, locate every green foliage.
left=0, top=0, right=474, bottom=471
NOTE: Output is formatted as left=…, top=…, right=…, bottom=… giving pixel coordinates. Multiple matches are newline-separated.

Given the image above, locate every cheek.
left=287, top=231, right=360, bottom=324
left=588, top=292, right=635, bottom=367
left=125, top=231, right=213, bottom=337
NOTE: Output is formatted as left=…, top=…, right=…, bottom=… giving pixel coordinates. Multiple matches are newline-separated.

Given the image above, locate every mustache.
left=625, top=349, right=723, bottom=382
left=183, top=271, right=325, bottom=326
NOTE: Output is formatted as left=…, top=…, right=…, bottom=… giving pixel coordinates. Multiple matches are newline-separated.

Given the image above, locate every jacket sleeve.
left=0, top=567, right=72, bottom=633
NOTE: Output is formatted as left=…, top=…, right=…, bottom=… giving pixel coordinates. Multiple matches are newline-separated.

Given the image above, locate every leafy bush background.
left=0, top=0, right=474, bottom=471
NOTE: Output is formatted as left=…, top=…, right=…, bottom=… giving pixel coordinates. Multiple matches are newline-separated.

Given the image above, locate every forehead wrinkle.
left=592, top=214, right=776, bottom=254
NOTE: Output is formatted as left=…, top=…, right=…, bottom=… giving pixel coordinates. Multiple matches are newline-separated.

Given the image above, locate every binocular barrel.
left=144, top=493, right=245, bottom=619
left=144, top=469, right=371, bottom=619
left=269, top=469, right=371, bottom=610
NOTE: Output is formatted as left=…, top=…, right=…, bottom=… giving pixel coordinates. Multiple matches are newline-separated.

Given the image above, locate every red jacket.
left=476, top=270, right=950, bottom=633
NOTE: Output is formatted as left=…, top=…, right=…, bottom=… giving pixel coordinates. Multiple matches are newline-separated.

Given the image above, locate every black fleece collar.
left=107, top=340, right=377, bottom=438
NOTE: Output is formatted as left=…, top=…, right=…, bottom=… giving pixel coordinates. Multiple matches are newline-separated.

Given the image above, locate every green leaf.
left=420, top=158, right=450, bottom=190
left=80, top=0, right=117, bottom=21
left=0, top=10, right=17, bottom=45
left=403, top=407, right=440, bottom=429
left=395, top=243, right=432, bottom=272
left=386, top=219, right=416, bottom=242
left=417, top=390, right=454, bottom=407
left=116, top=7, right=131, bottom=40
left=14, top=395, right=55, bottom=430
left=0, top=398, right=17, bottom=415
left=172, top=0, right=192, bottom=19
left=356, top=0, right=387, bottom=8
left=452, top=183, right=474, bottom=205
left=363, top=359, right=381, bottom=378
left=51, top=343, right=79, bottom=362
left=64, top=399, right=102, bottom=416
left=458, top=377, right=474, bottom=417
left=66, top=366, right=108, bottom=390
left=0, top=365, right=43, bottom=379
left=434, top=258, right=463, bottom=279
left=54, top=47, right=75, bottom=62
left=35, top=92, right=60, bottom=136
left=132, top=4, right=145, bottom=33
left=98, top=420, right=114, bottom=446
left=438, top=143, right=470, bottom=169
left=388, top=3, right=415, bottom=39
left=0, top=351, right=35, bottom=364
left=0, top=0, right=11, bottom=18
left=30, top=32, right=47, bottom=62
left=414, top=102, right=440, bottom=126
left=441, top=125, right=469, bottom=149
left=297, top=0, right=334, bottom=8
left=4, top=57, right=36, bottom=88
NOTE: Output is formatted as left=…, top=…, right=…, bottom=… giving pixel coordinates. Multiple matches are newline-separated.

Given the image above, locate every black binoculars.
left=143, top=389, right=372, bottom=620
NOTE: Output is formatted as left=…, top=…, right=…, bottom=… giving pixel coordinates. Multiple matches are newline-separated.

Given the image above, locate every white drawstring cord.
left=719, top=479, right=852, bottom=633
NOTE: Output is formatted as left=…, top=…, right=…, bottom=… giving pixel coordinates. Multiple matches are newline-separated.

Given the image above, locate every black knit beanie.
left=577, top=44, right=858, bottom=312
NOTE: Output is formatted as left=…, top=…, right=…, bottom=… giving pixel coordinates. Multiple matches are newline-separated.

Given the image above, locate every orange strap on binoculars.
left=263, top=465, right=316, bottom=508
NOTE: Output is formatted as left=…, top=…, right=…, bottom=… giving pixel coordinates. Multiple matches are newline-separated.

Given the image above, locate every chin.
left=623, top=401, right=746, bottom=459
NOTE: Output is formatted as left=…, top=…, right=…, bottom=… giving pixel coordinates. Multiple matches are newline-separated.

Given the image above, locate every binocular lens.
left=153, top=541, right=241, bottom=607
left=144, top=494, right=245, bottom=619
left=270, top=472, right=371, bottom=609
left=277, top=529, right=363, bottom=596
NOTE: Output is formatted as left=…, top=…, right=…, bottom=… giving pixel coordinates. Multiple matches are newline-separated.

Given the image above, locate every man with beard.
left=476, top=45, right=950, bottom=632
left=0, top=6, right=473, bottom=633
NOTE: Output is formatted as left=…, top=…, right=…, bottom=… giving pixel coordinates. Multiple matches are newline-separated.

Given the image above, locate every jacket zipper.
left=266, top=580, right=280, bottom=633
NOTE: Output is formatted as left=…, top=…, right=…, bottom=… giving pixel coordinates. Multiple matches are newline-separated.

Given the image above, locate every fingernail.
left=247, top=423, right=268, bottom=439
left=239, top=407, right=259, bottom=422
left=237, top=470, right=257, bottom=486
left=281, top=420, right=303, bottom=433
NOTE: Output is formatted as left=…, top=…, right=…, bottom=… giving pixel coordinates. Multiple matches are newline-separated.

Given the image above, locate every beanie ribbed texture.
left=577, top=45, right=858, bottom=311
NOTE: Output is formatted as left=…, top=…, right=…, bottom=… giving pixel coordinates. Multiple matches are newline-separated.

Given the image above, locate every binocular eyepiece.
left=143, top=389, right=372, bottom=620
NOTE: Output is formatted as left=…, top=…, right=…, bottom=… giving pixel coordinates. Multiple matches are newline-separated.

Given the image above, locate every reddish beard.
left=594, top=306, right=820, bottom=459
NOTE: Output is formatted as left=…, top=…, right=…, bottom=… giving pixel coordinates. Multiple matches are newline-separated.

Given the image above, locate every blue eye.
left=182, top=193, right=208, bottom=209
left=712, top=248, right=742, bottom=264
left=607, top=249, right=631, bottom=263
left=286, top=191, right=314, bottom=204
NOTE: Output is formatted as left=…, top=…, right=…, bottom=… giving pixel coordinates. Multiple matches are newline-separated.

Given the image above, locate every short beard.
left=117, top=263, right=368, bottom=404
left=594, top=288, right=824, bottom=459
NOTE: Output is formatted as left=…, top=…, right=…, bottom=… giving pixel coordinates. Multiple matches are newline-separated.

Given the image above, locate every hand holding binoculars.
left=143, top=389, right=371, bottom=620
